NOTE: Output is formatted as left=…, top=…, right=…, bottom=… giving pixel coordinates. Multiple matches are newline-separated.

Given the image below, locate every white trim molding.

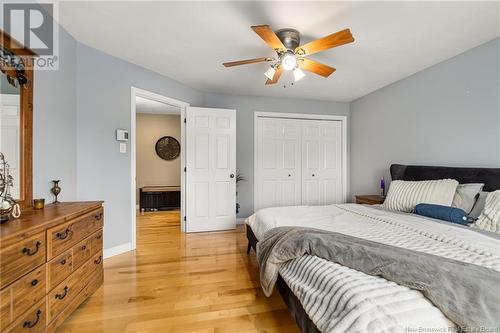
left=130, top=87, right=190, bottom=251
left=253, top=111, right=349, bottom=211
left=104, top=242, right=133, bottom=259
left=236, top=217, right=246, bottom=225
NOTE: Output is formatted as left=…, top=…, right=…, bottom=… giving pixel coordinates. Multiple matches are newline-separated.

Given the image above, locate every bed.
left=246, top=164, right=500, bottom=332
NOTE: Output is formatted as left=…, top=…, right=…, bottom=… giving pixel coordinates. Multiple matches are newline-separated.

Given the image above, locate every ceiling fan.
left=223, top=25, right=354, bottom=85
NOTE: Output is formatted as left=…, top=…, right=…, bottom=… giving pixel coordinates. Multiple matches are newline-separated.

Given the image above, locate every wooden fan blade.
left=223, top=57, right=273, bottom=67
left=265, top=65, right=283, bottom=85
left=251, top=25, right=286, bottom=51
left=299, top=58, right=336, bottom=77
left=295, top=29, right=354, bottom=56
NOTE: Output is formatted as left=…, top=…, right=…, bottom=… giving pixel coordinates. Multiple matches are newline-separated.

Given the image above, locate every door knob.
left=312, top=174, right=315, bottom=177
left=230, top=174, right=235, bottom=178
left=288, top=174, right=291, bottom=177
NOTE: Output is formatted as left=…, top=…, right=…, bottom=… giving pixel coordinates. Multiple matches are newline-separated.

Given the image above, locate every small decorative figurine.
left=51, top=180, right=61, bottom=204
left=380, top=177, right=386, bottom=198
left=0, top=152, right=21, bottom=223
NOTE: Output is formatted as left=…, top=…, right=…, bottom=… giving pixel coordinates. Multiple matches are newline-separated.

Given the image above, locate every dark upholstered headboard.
left=390, top=164, right=500, bottom=192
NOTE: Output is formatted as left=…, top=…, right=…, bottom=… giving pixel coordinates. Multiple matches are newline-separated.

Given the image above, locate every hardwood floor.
left=56, top=211, right=299, bottom=332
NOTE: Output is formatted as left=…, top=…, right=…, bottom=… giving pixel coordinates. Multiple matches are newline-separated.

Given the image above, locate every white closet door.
left=255, top=117, right=301, bottom=210
left=301, top=120, right=343, bottom=206
left=186, top=107, right=236, bottom=232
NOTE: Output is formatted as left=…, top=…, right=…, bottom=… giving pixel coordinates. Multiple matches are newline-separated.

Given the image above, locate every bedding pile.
left=248, top=204, right=500, bottom=332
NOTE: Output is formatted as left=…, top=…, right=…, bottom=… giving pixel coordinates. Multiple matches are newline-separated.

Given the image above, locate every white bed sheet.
left=246, top=204, right=500, bottom=333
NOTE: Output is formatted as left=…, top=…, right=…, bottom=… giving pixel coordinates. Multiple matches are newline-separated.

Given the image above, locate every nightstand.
left=355, top=195, right=385, bottom=205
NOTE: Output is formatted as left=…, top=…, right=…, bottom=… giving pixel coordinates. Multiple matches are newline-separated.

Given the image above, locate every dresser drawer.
left=3, top=298, right=46, bottom=333
left=47, top=256, right=92, bottom=322
left=0, top=233, right=46, bottom=289
left=90, top=229, right=103, bottom=255
left=47, top=208, right=104, bottom=259
left=47, top=250, right=73, bottom=291
left=72, top=237, right=92, bottom=270
left=4, top=266, right=46, bottom=331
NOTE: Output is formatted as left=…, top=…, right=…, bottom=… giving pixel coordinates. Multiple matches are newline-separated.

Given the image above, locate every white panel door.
left=186, top=107, right=236, bottom=232
left=301, top=120, right=343, bottom=206
left=255, top=117, right=301, bottom=210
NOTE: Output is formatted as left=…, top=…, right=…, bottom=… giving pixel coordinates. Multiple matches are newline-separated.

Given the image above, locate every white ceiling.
left=59, top=1, right=500, bottom=102
left=135, top=96, right=180, bottom=115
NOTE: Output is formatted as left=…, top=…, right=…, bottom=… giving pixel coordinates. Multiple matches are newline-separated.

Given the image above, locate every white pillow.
left=382, top=179, right=459, bottom=213
left=473, top=190, right=500, bottom=233
left=451, top=183, right=484, bottom=214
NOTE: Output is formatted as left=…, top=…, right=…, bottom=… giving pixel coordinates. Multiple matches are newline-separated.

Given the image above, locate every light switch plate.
left=119, top=142, right=127, bottom=153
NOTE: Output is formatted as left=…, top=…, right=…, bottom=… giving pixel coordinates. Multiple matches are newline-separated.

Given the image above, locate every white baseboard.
left=236, top=218, right=246, bottom=225
left=104, top=242, right=133, bottom=259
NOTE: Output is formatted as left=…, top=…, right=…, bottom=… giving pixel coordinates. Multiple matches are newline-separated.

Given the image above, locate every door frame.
left=253, top=111, right=348, bottom=211
left=130, top=87, right=189, bottom=250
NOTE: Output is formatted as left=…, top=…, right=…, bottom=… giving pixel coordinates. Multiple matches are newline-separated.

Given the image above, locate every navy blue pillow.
left=414, top=204, right=472, bottom=225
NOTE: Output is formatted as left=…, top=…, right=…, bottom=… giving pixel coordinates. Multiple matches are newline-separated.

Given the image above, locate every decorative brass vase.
left=51, top=180, right=61, bottom=204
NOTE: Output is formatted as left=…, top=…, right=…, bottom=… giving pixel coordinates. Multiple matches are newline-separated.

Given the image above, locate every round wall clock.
left=155, top=136, right=180, bottom=160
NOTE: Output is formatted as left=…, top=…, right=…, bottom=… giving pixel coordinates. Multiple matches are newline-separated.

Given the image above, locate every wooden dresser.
left=0, top=202, right=104, bottom=333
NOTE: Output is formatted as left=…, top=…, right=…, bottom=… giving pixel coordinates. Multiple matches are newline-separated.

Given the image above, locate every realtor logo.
left=1, top=1, right=59, bottom=69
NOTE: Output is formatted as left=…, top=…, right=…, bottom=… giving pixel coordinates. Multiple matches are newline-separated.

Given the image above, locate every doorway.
left=130, top=87, right=188, bottom=250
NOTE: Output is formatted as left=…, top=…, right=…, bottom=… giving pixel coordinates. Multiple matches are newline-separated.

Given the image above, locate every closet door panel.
left=256, top=116, right=343, bottom=211
left=302, top=120, right=342, bottom=206
left=303, top=180, right=320, bottom=206
left=256, top=118, right=301, bottom=210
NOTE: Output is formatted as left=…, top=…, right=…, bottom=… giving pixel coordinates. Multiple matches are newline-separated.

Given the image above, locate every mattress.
left=247, top=204, right=500, bottom=332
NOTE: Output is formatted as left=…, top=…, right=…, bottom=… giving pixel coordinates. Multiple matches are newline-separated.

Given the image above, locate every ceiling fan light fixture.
left=281, top=51, right=296, bottom=71
left=264, top=66, right=276, bottom=80
left=293, top=67, right=306, bottom=81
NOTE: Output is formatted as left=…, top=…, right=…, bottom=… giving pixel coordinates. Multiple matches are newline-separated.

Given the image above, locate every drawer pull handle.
left=23, top=309, right=41, bottom=328
left=31, top=279, right=38, bottom=286
left=94, top=212, right=103, bottom=220
left=56, top=228, right=72, bottom=240
left=60, top=259, right=67, bottom=265
left=22, top=241, right=41, bottom=256
left=94, top=256, right=102, bottom=264
left=55, top=286, right=69, bottom=300
left=97, top=235, right=102, bottom=240
left=81, top=245, right=87, bottom=250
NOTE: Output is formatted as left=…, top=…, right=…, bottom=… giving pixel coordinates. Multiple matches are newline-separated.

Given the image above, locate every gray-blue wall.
left=34, top=26, right=78, bottom=202
left=350, top=38, right=500, bottom=197
left=203, top=93, right=350, bottom=218
left=1, top=75, right=20, bottom=94
left=75, top=43, right=205, bottom=249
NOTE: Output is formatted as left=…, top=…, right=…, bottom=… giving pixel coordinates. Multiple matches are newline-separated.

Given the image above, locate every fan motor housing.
left=276, top=28, right=300, bottom=50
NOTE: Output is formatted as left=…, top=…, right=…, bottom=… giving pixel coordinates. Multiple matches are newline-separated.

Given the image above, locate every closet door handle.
left=230, top=173, right=235, bottom=179
left=288, top=174, right=291, bottom=177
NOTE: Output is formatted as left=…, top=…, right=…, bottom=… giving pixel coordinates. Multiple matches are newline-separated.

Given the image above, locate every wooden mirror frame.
left=1, top=30, right=36, bottom=208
